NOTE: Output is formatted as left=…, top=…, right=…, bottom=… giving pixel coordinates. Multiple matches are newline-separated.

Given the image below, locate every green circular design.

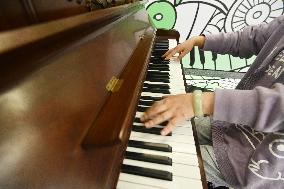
left=146, top=1, right=176, bottom=29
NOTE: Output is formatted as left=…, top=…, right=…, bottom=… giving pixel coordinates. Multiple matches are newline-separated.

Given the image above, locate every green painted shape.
left=215, top=54, right=231, bottom=71
left=175, top=0, right=182, bottom=5
left=146, top=1, right=176, bottom=29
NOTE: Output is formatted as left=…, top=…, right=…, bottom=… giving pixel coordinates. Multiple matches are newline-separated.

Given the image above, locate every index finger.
left=140, top=101, right=167, bottom=122
left=164, top=48, right=179, bottom=60
left=162, top=48, right=174, bottom=58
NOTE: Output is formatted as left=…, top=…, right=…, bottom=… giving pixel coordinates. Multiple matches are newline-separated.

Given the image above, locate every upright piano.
left=0, top=1, right=207, bottom=188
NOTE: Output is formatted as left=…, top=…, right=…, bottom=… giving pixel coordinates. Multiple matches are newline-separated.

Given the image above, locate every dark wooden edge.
left=82, top=30, right=156, bottom=147
left=191, top=118, right=208, bottom=189
left=114, top=31, right=157, bottom=189
left=156, top=29, right=180, bottom=43
left=0, top=1, right=146, bottom=55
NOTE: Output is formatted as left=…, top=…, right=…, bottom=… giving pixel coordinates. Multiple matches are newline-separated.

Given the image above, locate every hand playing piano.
left=140, top=94, right=194, bottom=136
left=162, top=36, right=205, bottom=60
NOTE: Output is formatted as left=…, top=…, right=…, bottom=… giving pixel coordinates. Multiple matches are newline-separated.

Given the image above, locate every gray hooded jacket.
left=203, top=15, right=284, bottom=188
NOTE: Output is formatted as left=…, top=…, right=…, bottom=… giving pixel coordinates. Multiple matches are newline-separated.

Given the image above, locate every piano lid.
left=0, top=2, right=156, bottom=189
left=0, top=0, right=136, bottom=32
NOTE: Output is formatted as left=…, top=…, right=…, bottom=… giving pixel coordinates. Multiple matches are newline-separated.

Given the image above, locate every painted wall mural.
left=146, top=0, right=284, bottom=91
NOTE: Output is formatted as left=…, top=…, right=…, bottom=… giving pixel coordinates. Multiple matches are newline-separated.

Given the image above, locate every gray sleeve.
left=213, top=83, right=284, bottom=132
left=203, top=15, right=284, bottom=58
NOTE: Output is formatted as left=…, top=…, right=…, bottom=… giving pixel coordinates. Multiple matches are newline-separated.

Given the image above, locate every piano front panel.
left=0, top=3, right=156, bottom=189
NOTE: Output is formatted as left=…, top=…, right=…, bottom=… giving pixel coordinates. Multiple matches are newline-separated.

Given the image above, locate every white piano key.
left=123, top=159, right=201, bottom=179
left=126, top=147, right=199, bottom=166
left=118, top=174, right=202, bottom=189
left=130, top=131, right=195, bottom=144
left=141, top=92, right=164, bottom=97
left=117, top=180, right=162, bottom=189
left=118, top=173, right=203, bottom=189
left=143, top=81, right=185, bottom=87
left=168, top=39, right=177, bottom=48
left=133, top=114, right=192, bottom=129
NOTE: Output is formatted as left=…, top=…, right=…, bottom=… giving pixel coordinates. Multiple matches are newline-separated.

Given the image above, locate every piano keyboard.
left=117, top=39, right=204, bottom=189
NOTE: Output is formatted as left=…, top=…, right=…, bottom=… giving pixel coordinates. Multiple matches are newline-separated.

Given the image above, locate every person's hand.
left=140, top=94, right=194, bottom=136
left=162, top=36, right=205, bottom=60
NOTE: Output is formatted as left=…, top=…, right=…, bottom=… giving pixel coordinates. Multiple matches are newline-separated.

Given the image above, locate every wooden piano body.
left=0, top=1, right=205, bottom=189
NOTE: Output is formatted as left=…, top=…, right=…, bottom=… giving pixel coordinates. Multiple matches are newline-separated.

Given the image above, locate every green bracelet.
left=193, top=90, right=204, bottom=117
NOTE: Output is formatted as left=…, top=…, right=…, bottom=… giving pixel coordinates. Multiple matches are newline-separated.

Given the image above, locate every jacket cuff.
left=202, top=34, right=220, bottom=51
left=213, top=89, right=258, bottom=126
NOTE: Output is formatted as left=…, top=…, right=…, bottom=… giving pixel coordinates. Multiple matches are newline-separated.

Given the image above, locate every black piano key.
left=128, top=140, right=172, bottom=152
left=147, top=70, right=169, bottom=75
left=139, top=100, right=154, bottom=106
left=143, top=86, right=170, bottom=91
left=152, top=49, right=168, bottom=52
left=144, top=83, right=170, bottom=88
left=121, top=164, right=173, bottom=181
left=136, top=106, right=148, bottom=112
left=146, top=73, right=170, bottom=77
left=152, top=50, right=168, bottom=53
left=125, top=151, right=172, bottom=165
left=146, top=77, right=170, bottom=81
left=154, top=41, right=168, bottom=45
left=155, top=40, right=169, bottom=44
left=142, top=88, right=170, bottom=94
left=148, top=64, right=169, bottom=68
left=158, top=121, right=168, bottom=127
left=148, top=63, right=169, bottom=67
left=134, top=117, right=143, bottom=123
left=150, top=58, right=169, bottom=62
left=132, top=125, right=172, bottom=136
left=150, top=62, right=169, bottom=65
left=146, top=76, right=170, bottom=81
left=151, top=53, right=166, bottom=57
left=154, top=43, right=168, bottom=46
left=145, top=78, right=170, bottom=83
left=147, top=72, right=170, bottom=76
left=148, top=67, right=170, bottom=72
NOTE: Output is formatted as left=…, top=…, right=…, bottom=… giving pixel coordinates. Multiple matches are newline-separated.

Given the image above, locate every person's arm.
left=204, top=15, right=284, bottom=58
left=214, top=83, right=284, bottom=132
left=163, top=35, right=205, bottom=60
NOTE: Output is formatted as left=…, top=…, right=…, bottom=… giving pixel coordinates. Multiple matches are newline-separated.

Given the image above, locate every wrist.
left=193, top=36, right=205, bottom=49
left=202, top=92, right=215, bottom=115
